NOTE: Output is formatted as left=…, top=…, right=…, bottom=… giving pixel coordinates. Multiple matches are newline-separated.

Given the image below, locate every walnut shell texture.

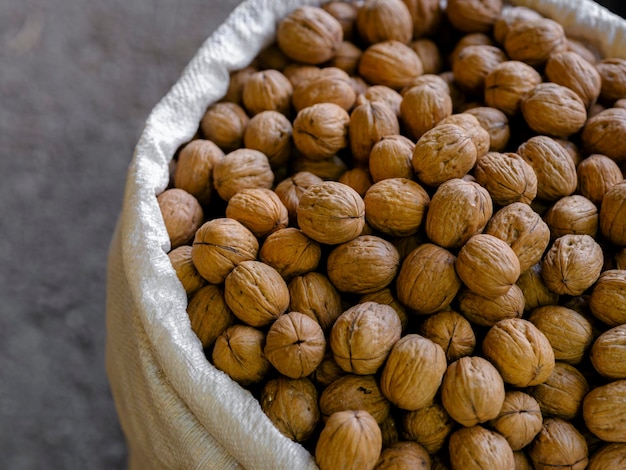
left=449, top=425, right=514, bottom=470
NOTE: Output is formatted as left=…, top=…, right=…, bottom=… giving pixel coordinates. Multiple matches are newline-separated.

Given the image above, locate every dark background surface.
left=1, top=1, right=624, bottom=469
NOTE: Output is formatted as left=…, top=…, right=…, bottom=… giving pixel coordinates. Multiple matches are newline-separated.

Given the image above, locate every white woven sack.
left=106, top=1, right=626, bottom=468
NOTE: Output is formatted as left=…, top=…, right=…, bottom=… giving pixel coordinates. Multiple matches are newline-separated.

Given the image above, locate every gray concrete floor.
left=1, top=1, right=623, bottom=469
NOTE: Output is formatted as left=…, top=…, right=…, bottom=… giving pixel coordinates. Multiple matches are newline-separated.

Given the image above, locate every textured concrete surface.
left=1, top=0, right=623, bottom=469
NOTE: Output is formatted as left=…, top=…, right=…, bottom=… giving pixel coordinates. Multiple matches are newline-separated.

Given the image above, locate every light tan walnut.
left=355, top=0, right=413, bottom=45
left=349, top=101, right=400, bottom=165
left=530, top=362, right=589, bottom=420
left=543, top=195, right=598, bottom=240
left=292, top=67, right=356, bottom=112
left=489, top=391, right=543, bottom=451
left=576, top=154, right=624, bottom=206
left=288, top=272, right=343, bottom=333
left=517, top=262, right=560, bottom=312
left=259, top=228, right=321, bottom=281
left=411, top=38, right=443, bottom=74
left=168, top=245, right=206, bottom=298
left=584, top=379, right=626, bottom=443
left=356, top=85, right=403, bottom=117
left=241, top=69, right=293, bottom=117
left=368, top=135, right=414, bottom=182
left=589, top=270, right=626, bottom=329
left=374, top=441, right=431, bottom=470
left=600, top=181, right=626, bottom=246
left=200, top=102, right=249, bottom=152
left=446, top=0, right=503, bottom=33
left=401, top=400, right=454, bottom=454
left=157, top=188, right=204, bottom=250
left=484, top=60, right=543, bottom=116
left=458, top=284, right=525, bottom=327
left=545, top=50, right=602, bottom=108
left=243, top=110, right=292, bottom=169
left=328, top=40, right=362, bottom=76
left=338, top=167, right=373, bottom=197
left=504, top=18, right=566, bottom=67
left=290, top=153, right=348, bottom=181
left=358, top=40, right=424, bottom=91
left=581, top=108, right=626, bottom=162
left=453, top=45, right=507, bottom=96
left=449, top=426, right=514, bottom=470
left=359, top=288, right=409, bottom=333
left=212, top=148, right=274, bottom=201
left=475, top=152, right=537, bottom=206
left=400, top=83, right=453, bottom=140
left=322, top=1, right=358, bottom=40
left=590, top=324, right=626, bottom=380
left=493, top=6, right=544, bottom=44
left=225, top=188, right=288, bottom=238
left=186, top=284, right=235, bottom=349
left=464, top=106, right=511, bottom=152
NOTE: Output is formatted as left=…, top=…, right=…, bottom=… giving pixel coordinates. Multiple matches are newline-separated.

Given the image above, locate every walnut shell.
left=274, top=171, right=324, bottom=224
left=288, top=272, right=343, bottom=333
left=292, top=67, right=356, bottom=112
left=320, top=374, right=391, bottom=424
left=290, top=153, right=349, bottom=181
left=355, top=0, right=413, bottom=45
left=458, top=284, right=525, bottom=327
left=242, top=69, right=293, bottom=117
left=402, top=73, right=450, bottom=96
left=375, top=441, right=431, bottom=470
left=200, top=102, right=249, bottom=152
left=581, top=108, right=626, bottom=162
left=517, top=135, right=577, bottom=202
left=412, top=124, right=478, bottom=186
left=475, top=152, right=537, bottom=206
left=328, top=40, right=362, bottom=76
left=174, top=139, right=224, bottom=206
left=359, top=288, right=409, bottom=333
left=590, top=324, right=626, bottom=379
left=489, top=391, right=543, bottom=451
left=222, top=66, right=257, bottom=105
left=358, top=40, right=424, bottom=90
left=529, top=418, right=589, bottom=470
left=482, top=318, right=555, bottom=387
left=380, top=334, right=447, bottom=411
left=276, top=5, right=343, bottom=65
left=225, top=188, right=288, bottom=238
left=493, top=6, right=544, bottom=44
left=504, top=18, right=566, bottom=67
left=212, top=148, right=274, bottom=201
left=396, top=243, right=462, bottom=315
left=596, top=58, right=626, bottom=102
left=264, top=311, right=326, bottom=379
left=529, top=305, right=593, bottom=365
left=243, top=110, right=293, bottom=168
left=157, top=188, right=204, bottom=250
left=401, top=401, right=454, bottom=454
left=187, top=284, right=236, bottom=349
left=400, top=84, right=453, bottom=140
left=437, top=113, right=490, bottom=160
left=464, top=106, right=511, bottom=152
left=224, top=260, right=289, bottom=328
left=449, top=425, right=514, bottom=470
left=212, top=324, right=271, bottom=386
left=455, top=234, right=521, bottom=299
left=446, top=0, right=502, bottom=33
left=485, top=202, right=550, bottom=272
left=541, top=234, right=604, bottom=296
left=338, top=167, right=373, bottom=197
left=310, top=349, right=347, bottom=388
left=484, top=60, right=543, bottom=116
left=321, top=1, right=358, bottom=40
left=403, top=0, right=443, bottom=38
left=530, top=362, right=589, bottom=420
left=368, top=135, right=414, bottom=182
left=600, top=180, right=626, bottom=246
left=260, top=376, right=320, bottom=442
left=419, top=310, right=476, bottom=362
left=411, top=38, right=443, bottom=75
left=330, top=302, right=402, bottom=375
left=191, top=218, right=258, bottom=284
left=349, top=101, right=400, bottom=165
left=292, top=102, right=350, bottom=160
left=315, top=410, right=382, bottom=470
left=327, top=235, right=400, bottom=294
left=168, top=245, right=206, bottom=298
left=259, top=228, right=321, bottom=281
left=584, top=379, right=626, bottom=442
left=576, top=154, right=624, bottom=206
left=545, top=50, right=602, bottom=108
left=453, top=45, right=507, bottom=96
left=589, top=443, right=626, bottom=469
left=517, top=262, right=560, bottom=312
left=543, top=195, right=598, bottom=240
left=356, top=86, right=403, bottom=117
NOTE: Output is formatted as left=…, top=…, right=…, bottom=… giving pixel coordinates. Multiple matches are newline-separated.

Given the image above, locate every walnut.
left=489, top=391, right=543, bottom=451
left=590, top=324, right=626, bottom=379
left=288, top=272, right=343, bottom=333
left=274, top=171, right=323, bottom=224
left=401, top=400, right=454, bottom=454
left=358, top=40, right=424, bottom=91
left=320, top=374, right=391, bottom=424
left=504, top=18, right=566, bottom=67
left=276, top=5, right=343, bottom=65
left=378, top=415, right=401, bottom=451
left=328, top=41, right=362, bottom=76
left=396, top=243, right=462, bottom=315
left=380, top=334, right=447, bottom=410
left=484, top=60, right=543, bottom=116
left=224, top=260, right=289, bottom=328
left=541, top=234, right=604, bottom=296
left=441, top=356, right=506, bottom=427
left=584, top=379, right=626, bottom=442
left=446, top=0, right=502, bottom=33
left=186, top=284, right=235, bottom=349
left=545, top=50, right=602, bottom=108
left=453, top=45, right=507, bottom=96
left=482, top=318, right=555, bottom=387
left=360, top=289, right=409, bottom=333
left=260, top=228, right=321, bottom=281
left=225, top=188, right=288, bottom=238
left=174, top=139, right=224, bottom=206
left=355, top=0, right=413, bottom=45
left=412, top=125, right=478, bottom=186
left=517, top=135, right=577, bottom=202
left=566, top=37, right=599, bottom=64
left=368, top=135, right=414, bottom=182
left=330, top=302, right=402, bottom=375
left=290, top=153, right=349, bottom=181
left=260, top=376, right=320, bottom=442
left=596, top=58, right=626, bottom=102
left=297, top=181, right=365, bottom=245
left=437, top=113, right=490, bottom=160
left=529, top=305, right=593, bottom=365
left=450, top=32, right=495, bottom=66
left=321, top=1, right=358, bottom=40
left=600, top=181, right=626, bottom=246
left=464, top=106, right=510, bottom=152
left=356, top=86, right=403, bottom=117
left=576, top=154, right=623, bottom=205
left=212, top=324, right=271, bottom=386
left=403, top=0, right=442, bottom=38
left=530, top=362, right=589, bottom=420
left=157, top=188, right=204, bottom=250
left=222, top=66, right=257, bottom=105
left=191, top=218, right=258, bottom=284
left=200, top=102, right=249, bottom=152
left=292, top=67, right=356, bottom=112
left=419, top=310, right=476, bottom=362
left=493, top=6, right=544, bottom=44
left=364, top=178, right=430, bottom=237
left=375, top=441, right=431, bottom=470
left=543, top=195, right=598, bottom=240
left=458, top=284, right=525, bottom=327
left=243, top=110, right=292, bottom=168
left=242, top=69, right=293, bottom=117
left=311, top=349, right=347, bottom=388
left=264, top=311, right=326, bottom=379
left=402, top=73, right=450, bottom=96
left=212, top=148, right=274, bottom=201
left=449, top=426, right=514, bottom=470
left=338, top=167, right=373, bottom=197
left=581, top=108, right=626, bottom=162
left=292, top=102, right=350, bottom=160
left=255, top=43, right=291, bottom=71
left=315, top=410, right=382, bottom=470
left=411, top=38, right=443, bottom=74
left=590, top=270, right=626, bottom=327
left=168, top=245, right=206, bottom=298
left=517, top=263, right=560, bottom=312
left=475, top=152, right=537, bottom=206
left=282, top=64, right=323, bottom=89
left=588, top=443, right=626, bottom=469
left=513, top=451, right=535, bottom=470
left=349, top=101, right=400, bottom=165
left=485, top=202, right=550, bottom=272
left=400, top=83, right=453, bottom=140
left=528, top=418, right=589, bottom=470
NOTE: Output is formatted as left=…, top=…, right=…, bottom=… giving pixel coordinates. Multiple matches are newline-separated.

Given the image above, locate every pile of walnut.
left=158, top=0, right=626, bottom=468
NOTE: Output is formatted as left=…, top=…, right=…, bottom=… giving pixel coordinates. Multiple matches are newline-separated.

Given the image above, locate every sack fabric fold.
left=106, top=1, right=626, bottom=468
